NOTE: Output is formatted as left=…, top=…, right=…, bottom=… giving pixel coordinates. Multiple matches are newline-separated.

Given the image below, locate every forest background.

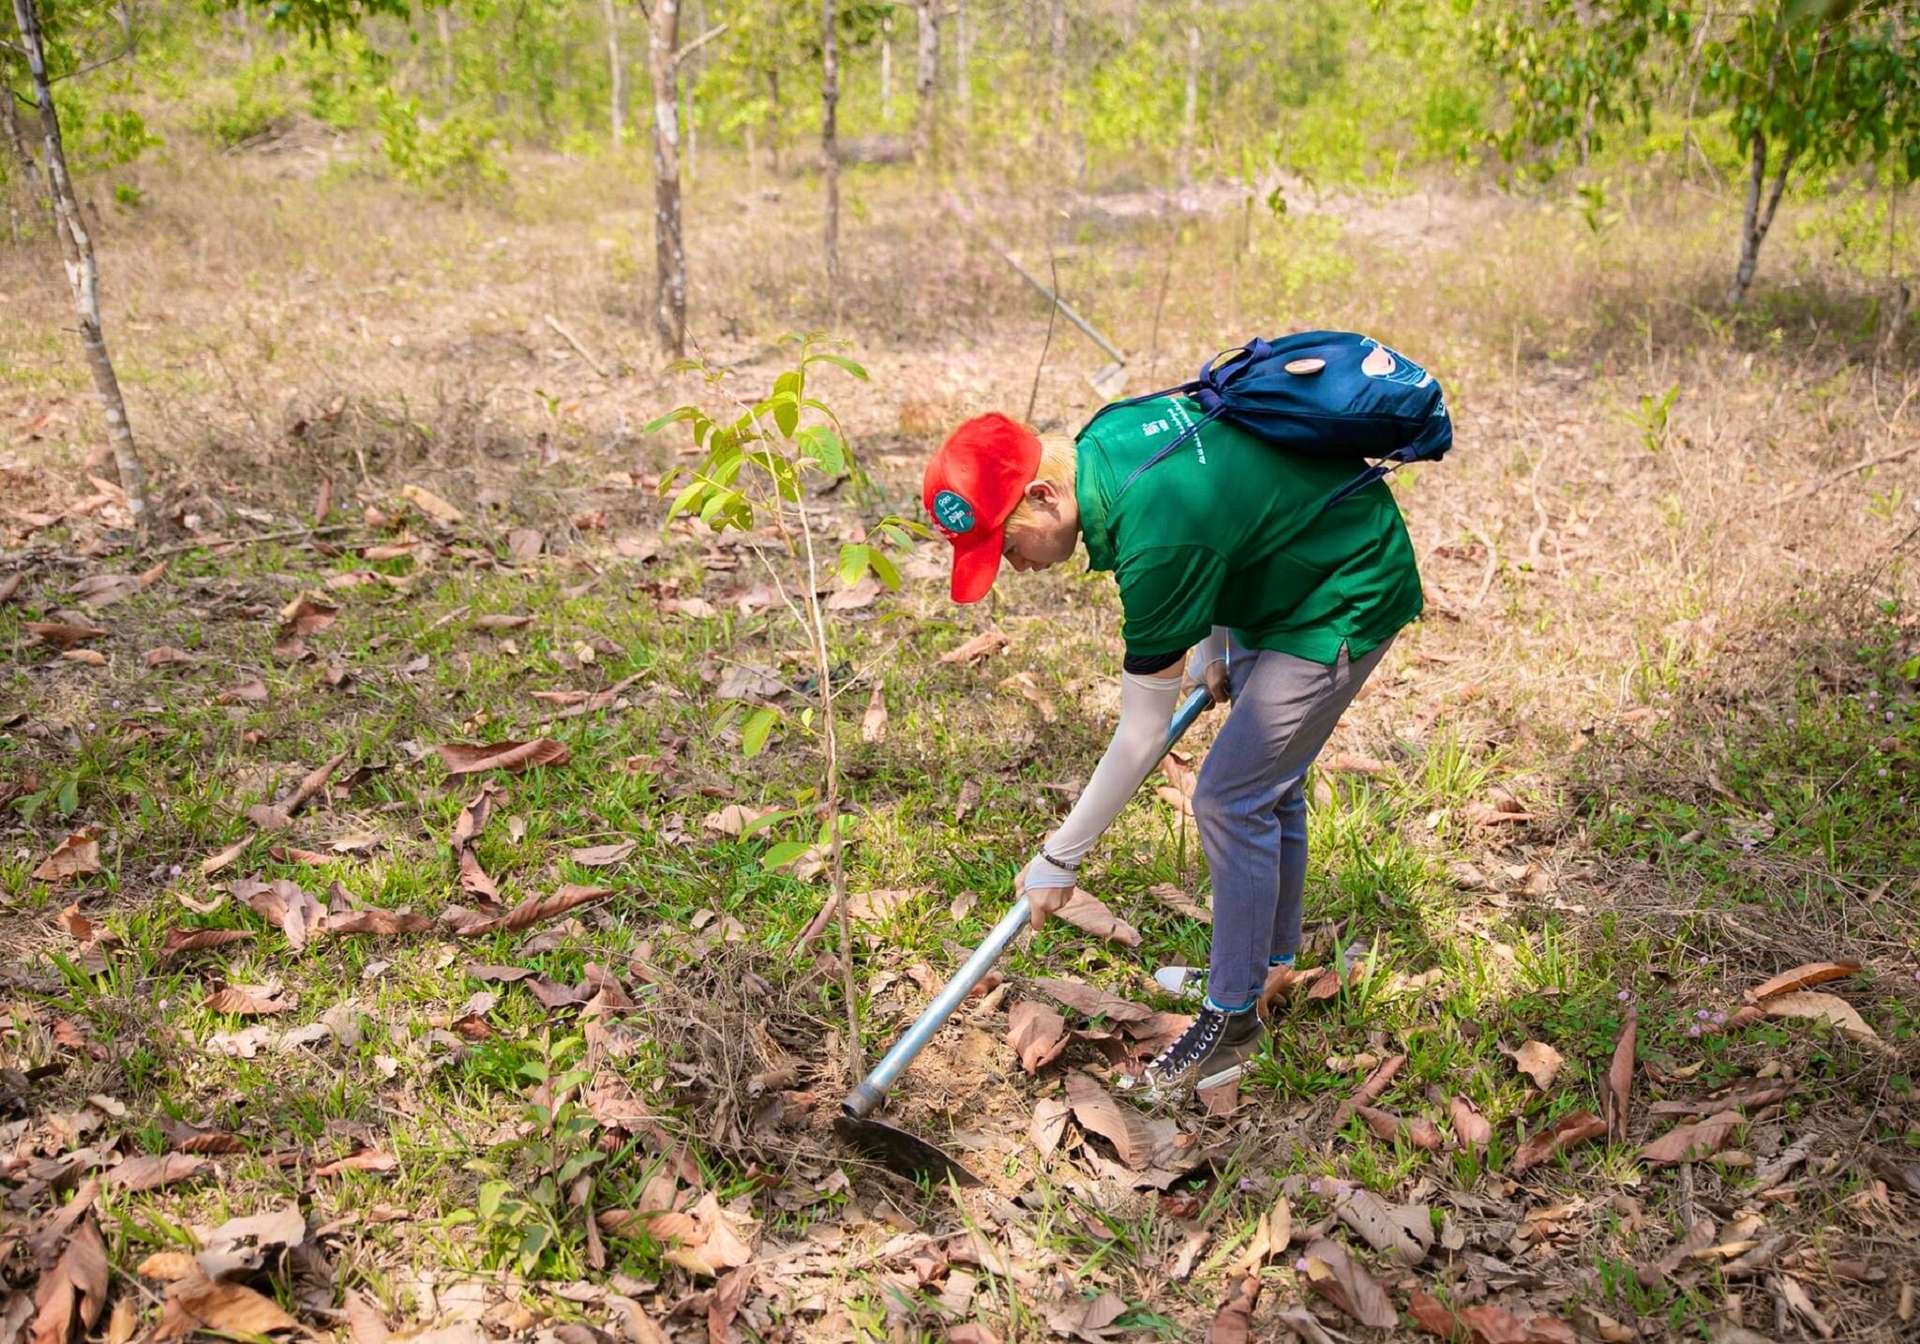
left=4, top=1, right=1920, bottom=1343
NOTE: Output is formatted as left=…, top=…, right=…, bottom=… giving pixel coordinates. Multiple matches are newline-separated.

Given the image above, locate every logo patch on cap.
left=931, top=489, right=976, bottom=535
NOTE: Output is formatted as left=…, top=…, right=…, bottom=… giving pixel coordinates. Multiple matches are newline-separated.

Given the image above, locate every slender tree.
left=952, top=0, right=967, bottom=143
left=1179, top=17, right=1199, bottom=185
left=10, top=0, right=148, bottom=535
left=644, top=3, right=727, bottom=355
left=603, top=0, right=626, bottom=146
left=910, top=0, right=937, bottom=164
left=821, top=0, right=839, bottom=299
left=646, top=0, right=686, bottom=354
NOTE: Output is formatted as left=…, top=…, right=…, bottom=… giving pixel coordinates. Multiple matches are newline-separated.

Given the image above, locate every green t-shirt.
left=1074, top=394, right=1424, bottom=665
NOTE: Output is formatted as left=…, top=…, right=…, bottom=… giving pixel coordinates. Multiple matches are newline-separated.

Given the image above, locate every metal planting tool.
left=835, top=684, right=1215, bottom=1183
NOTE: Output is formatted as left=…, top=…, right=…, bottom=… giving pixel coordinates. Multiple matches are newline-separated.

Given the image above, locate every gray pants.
left=1194, top=634, right=1394, bottom=1010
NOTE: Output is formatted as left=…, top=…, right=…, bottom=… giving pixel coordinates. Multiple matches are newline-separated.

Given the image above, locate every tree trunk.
left=2, top=86, right=40, bottom=188
left=1729, top=128, right=1795, bottom=309
left=822, top=0, right=840, bottom=303
left=436, top=7, right=455, bottom=102
left=879, top=34, right=891, bottom=123
left=766, top=67, right=781, bottom=174
left=1179, top=20, right=1198, bottom=185
left=911, top=0, right=938, bottom=166
left=12, top=0, right=148, bottom=536
left=603, top=0, right=625, bottom=147
left=646, top=0, right=685, bottom=355
left=953, top=0, right=969, bottom=141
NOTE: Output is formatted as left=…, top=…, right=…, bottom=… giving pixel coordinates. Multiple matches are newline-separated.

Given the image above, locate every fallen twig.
left=544, top=313, right=611, bottom=380
left=1772, top=440, right=1919, bottom=508
left=146, top=525, right=352, bottom=559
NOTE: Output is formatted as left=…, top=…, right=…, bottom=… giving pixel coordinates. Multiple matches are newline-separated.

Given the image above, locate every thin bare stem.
left=1025, top=239, right=1060, bottom=424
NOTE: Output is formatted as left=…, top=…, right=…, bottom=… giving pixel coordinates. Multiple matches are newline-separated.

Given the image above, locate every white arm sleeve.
left=1042, top=670, right=1184, bottom=866
left=1185, top=625, right=1229, bottom=684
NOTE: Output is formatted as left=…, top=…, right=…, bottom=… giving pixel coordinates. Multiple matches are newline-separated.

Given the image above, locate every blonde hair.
left=1005, top=432, right=1076, bottom=531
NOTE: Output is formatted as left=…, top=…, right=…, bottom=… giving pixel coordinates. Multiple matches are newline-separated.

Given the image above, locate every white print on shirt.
left=1164, top=396, right=1205, bottom=465
left=1140, top=418, right=1172, bottom=437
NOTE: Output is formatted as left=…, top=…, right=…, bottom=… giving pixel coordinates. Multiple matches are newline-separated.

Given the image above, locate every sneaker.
left=1151, top=965, right=1207, bottom=1001
left=1119, top=1003, right=1265, bottom=1100
left=1154, top=959, right=1294, bottom=1003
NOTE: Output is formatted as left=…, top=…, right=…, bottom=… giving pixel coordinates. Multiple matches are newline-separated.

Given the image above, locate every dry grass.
left=4, top=141, right=1920, bottom=1340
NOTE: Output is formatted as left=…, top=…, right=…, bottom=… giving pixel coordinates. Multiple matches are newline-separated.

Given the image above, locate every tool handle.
left=840, top=685, right=1214, bottom=1120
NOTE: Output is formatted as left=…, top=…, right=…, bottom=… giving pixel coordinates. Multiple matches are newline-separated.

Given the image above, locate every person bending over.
left=921, top=401, right=1422, bottom=1100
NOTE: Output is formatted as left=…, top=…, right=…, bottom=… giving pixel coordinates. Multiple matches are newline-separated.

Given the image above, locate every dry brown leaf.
left=1324, top=750, right=1389, bottom=775
left=200, top=837, right=250, bottom=877
left=1333, top=1188, right=1433, bottom=1265
left=1605, top=1009, right=1636, bottom=1142
left=1146, top=882, right=1211, bottom=923
left=437, top=738, right=571, bottom=775
left=1762, top=990, right=1879, bottom=1042
left=860, top=683, right=888, bottom=743
left=1006, top=1001, right=1070, bottom=1074
left=1300, top=1238, right=1395, bottom=1329
left=323, top=909, right=431, bottom=936
left=1408, top=1289, right=1460, bottom=1340
left=155, top=1268, right=299, bottom=1341
left=1506, top=1040, right=1563, bottom=1090
left=105, top=1153, right=209, bottom=1192
left=57, top=903, right=93, bottom=941
left=1203, top=1277, right=1259, bottom=1344
left=160, top=928, right=254, bottom=961
left=312, top=1150, right=397, bottom=1177
left=1331, top=1054, right=1405, bottom=1128
left=216, top=678, right=269, bottom=705
left=277, top=593, right=338, bottom=638
left=1511, top=1111, right=1607, bottom=1173
left=1029, top=1097, right=1070, bottom=1160
left=658, top=1192, right=755, bottom=1277
left=1639, top=1110, right=1742, bottom=1165
left=1457, top=1305, right=1578, bottom=1344
left=205, top=984, right=296, bottom=1016
left=701, top=803, right=776, bottom=837
left=104, top=1296, right=136, bottom=1344
left=1064, top=1071, right=1157, bottom=1169
left=0, top=571, right=22, bottom=604
left=472, top=613, right=531, bottom=631
left=1052, top=888, right=1140, bottom=947
left=507, top=527, right=544, bottom=562
left=447, top=884, right=609, bottom=936
left=1235, top=1195, right=1292, bottom=1276
left=1448, top=1096, right=1492, bottom=1149
left=938, top=630, right=1010, bottom=666
left=947, top=1326, right=1002, bottom=1344
left=570, top=841, right=636, bottom=867
left=1776, top=1274, right=1833, bottom=1340
left=27, top=620, right=107, bottom=649
left=402, top=483, right=465, bottom=525
left=33, top=830, right=102, bottom=883
left=194, top=1206, right=306, bottom=1280
left=1029, top=977, right=1158, bottom=1024
left=62, top=649, right=107, bottom=666
left=343, top=1291, right=389, bottom=1344
left=30, top=1215, right=107, bottom=1344
left=1747, top=960, right=1862, bottom=1003
left=707, top=1263, right=754, bottom=1343
left=236, top=877, right=324, bottom=951
left=145, top=646, right=196, bottom=667
left=662, top=596, right=718, bottom=619
left=849, top=887, right=915, bottom=920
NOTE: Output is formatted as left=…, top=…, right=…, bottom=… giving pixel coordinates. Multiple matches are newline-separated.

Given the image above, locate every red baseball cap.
left=922, top=413, right=1042, bottom=604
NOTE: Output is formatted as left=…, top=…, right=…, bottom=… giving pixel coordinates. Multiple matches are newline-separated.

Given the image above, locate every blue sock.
left=1203, top=994, right=1257, bottom=1015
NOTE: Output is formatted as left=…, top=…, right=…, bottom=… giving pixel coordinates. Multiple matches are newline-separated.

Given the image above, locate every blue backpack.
left=1086, top=331, right=1452, bottom=512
